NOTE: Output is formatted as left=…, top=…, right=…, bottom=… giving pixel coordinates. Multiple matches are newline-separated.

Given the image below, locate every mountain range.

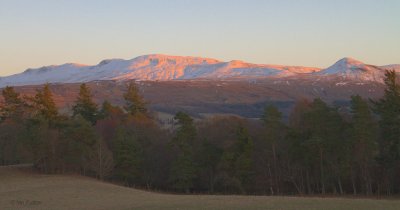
left=0, top=54, right=399, bottom=88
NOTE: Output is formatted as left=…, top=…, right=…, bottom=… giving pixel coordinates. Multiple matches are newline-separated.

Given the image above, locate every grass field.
left=1, top=165, right=399, bottom=210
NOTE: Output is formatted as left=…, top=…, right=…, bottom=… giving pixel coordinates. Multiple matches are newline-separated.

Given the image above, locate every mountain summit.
left=0, top=54, right=397, bottom=87
left=317, top=57, right=388, bottom=81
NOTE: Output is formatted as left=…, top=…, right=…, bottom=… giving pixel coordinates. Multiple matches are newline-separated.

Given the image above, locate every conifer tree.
left=113, top=127, right=143, bottom=185
left=303, top=98, right=345, bottom=194
left=350, top=95, right=377, bottom=195
left=98, top=100, right=123, bottom=119
left=169, top=111, right=197, bottom=193
left=261, top=105, right=286, bottom=194
left=61, top=115, right=97, bottom=173
left=99, top=100, right=113, bottom=118
left=0, top=87, right=27, bottom=165
left=0, top=86, right=25, bottom=121
left=32, top=84, right=58, bottom=122
left=123, top=82, right=147, bottom=117
left=72, top=83, right=98, bottom=124
left=218, top=124, right=254, bottom=193
left=371, top=70, right=400, bottom=194
left=197, top=138, right=223, bottom=193
left=233, top=125, right=253, bottom=189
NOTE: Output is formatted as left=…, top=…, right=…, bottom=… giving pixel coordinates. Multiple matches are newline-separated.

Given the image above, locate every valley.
left=7, top=76, right=384, bottom=119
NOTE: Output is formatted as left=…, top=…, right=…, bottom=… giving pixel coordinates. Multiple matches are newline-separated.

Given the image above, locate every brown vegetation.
left=0, top=165, right=399, bottom=210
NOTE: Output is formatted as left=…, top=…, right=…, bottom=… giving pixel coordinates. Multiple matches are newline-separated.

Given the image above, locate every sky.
left=0, top=0, right=399, bottom=76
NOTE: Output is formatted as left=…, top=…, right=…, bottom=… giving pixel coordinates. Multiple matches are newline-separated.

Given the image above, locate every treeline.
left=0, top=71, right=399, bottom=196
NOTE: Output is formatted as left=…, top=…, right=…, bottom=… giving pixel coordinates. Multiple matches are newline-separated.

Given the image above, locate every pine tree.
left=123, top=82, right=147, bottom=117
left=233, top=125, right=253, bottom=189
left=261, top=105, right=286, bottom=194
left=113, top=127, right=143, bottom=185
left=98, top=100, right=123, bottom=119
left=286, top=99, right=314, bottom=194
left=60, top=115, right=98, bottom=173
left=371, top=70, right=400, bottom=194
left=303, top=98, right=345, bottom=194
left=288, top=99, right=312, bottom=129
left=23, top=116, right=54, bottom=172
left=0, top=88, right=27, bottom=165
left=169, top=111, right=197, bottom=193
left=0, top=86, right=26, bottom=121
left=72, top=83, right=98, bottom=125
left=32, top=84, right=58, bottom=122
left=99, top=100, right=113, bottom=118
left=350, top=95, right=377, bottom=195
left=197, top=138, right=223, bottom=193
left=218, top=124, right=254, bottom=193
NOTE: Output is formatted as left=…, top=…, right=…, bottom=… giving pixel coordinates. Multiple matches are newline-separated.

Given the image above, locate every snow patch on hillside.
left=0, top=54, right=397, bottom=87
left=316, top=57, right=386, bottom=82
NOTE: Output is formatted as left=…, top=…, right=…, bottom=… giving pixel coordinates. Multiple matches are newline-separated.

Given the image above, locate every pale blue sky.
left=0, top=0, right=399, bottom=76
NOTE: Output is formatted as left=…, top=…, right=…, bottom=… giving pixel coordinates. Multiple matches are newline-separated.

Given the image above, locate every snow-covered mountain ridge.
left=0, top=54, right=398, bottom=87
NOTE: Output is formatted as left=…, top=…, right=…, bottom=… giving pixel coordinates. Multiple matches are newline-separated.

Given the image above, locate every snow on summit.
left=0, top=54, right=397, bottom=87
left=319, top=57, right=366, bottom=74
left=317, top=57, right=387, bottom=82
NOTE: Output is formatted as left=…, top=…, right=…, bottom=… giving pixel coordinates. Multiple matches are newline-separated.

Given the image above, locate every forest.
left=0, top=70, right=399, bottom=196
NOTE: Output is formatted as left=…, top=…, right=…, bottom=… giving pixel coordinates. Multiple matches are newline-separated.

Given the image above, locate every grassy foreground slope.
left=0, top=166, right=399, bottom=210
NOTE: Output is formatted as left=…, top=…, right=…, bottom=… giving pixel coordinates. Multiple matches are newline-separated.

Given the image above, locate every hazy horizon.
left=1, top=0, right=399, bottom=76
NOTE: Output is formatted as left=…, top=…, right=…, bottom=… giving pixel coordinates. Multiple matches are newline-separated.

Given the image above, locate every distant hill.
left=0, top=54, right=398, bottom=87
left=6, top=78, right=384, bottom=119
